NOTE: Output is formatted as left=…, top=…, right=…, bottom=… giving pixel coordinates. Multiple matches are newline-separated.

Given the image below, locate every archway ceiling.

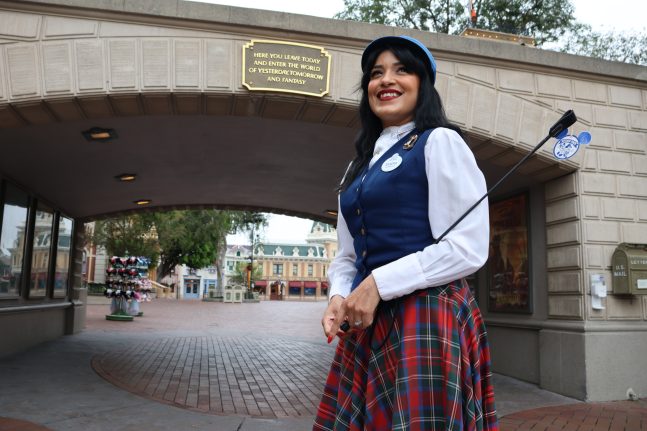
left=0, top=93, right=573, bottom=223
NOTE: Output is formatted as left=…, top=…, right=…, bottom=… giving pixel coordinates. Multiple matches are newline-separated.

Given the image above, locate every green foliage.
left=87, top=282, right=106, bottom=295
left=90, top=214, right=159, bottom=265
left=336, top=0, right=465, bottom=34
left=335, top=0, right=575, bottom=44
left=89, top=210, right=267, bottom=279
left=153, top=210, right=266, bottom=279
left=473, top=0, right=575, bottom=45
left=560, top=24, right=647, bottom=65
left=335, top=0, right=647, bottom=64
left=229, top=261, right=263, bottom=286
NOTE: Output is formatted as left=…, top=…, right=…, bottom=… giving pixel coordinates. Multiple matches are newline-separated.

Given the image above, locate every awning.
left=304, top=281, right=317, bottom=288
left=254, top=280, right=267, bottom=287
left=288, top=281, right=302, bottom=287
left=321, top=282, right=329, bottom=288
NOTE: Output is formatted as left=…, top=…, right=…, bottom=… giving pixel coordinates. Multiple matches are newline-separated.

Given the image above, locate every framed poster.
left=487, top=193, right=531, bottom=313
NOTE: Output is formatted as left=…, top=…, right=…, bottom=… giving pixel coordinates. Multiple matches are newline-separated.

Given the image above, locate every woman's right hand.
left=322, top=294, right=344, bottom=339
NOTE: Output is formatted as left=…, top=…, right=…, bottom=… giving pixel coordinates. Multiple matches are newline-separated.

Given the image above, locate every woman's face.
left=367, top=50, right=420, bottom=128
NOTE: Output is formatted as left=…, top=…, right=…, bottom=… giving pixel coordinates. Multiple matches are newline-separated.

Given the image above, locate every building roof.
left=226, top=242, right=328, bottom=259
left=306, top=221, right=336, bottom=243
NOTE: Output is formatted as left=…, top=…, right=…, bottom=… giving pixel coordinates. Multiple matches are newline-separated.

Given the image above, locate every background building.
left=225, top=221, right=336, bottom=300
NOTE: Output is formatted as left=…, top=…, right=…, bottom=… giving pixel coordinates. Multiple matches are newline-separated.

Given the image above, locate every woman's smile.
left=368, top=50, right=420, bottom=128
left=377, top=90, right=402, bottom=100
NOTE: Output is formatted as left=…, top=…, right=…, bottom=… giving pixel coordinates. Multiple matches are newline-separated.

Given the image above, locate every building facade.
left=225, top=221, right=336, bottom=300
left=174, top=264, right=218, bottom=300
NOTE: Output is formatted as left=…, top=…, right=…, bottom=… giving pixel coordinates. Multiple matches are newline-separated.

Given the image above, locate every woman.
left=314, top=35, right=499, bottom=430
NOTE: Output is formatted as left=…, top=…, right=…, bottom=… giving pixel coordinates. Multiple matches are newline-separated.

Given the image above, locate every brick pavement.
left=0, top=418, right=52, bottom=431
left=2, top=298, right=647, bottom=430
left=92, top=335, right=333, bottom=418
left=500, top=400, right=647, bottom=431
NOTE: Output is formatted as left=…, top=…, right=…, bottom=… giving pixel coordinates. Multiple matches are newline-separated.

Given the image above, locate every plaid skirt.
left=313, top=280, right=499, bottom=431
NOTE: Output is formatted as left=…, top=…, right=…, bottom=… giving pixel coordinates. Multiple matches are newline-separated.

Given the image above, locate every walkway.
left=0, top=298, right=645, bottom=430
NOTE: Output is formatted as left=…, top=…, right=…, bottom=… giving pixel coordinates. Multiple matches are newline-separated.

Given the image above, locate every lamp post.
left=246, top=230, right=260, bottom=299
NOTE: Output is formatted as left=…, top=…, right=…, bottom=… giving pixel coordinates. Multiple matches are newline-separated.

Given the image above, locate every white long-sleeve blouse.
left=327, top=122, right=490, bottom=301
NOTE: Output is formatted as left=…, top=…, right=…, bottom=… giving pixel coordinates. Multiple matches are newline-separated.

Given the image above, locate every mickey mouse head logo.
left=553, top=129, right=591, bottom=160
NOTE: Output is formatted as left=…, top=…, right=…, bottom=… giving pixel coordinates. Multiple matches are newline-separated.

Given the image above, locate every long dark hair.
left=338, top=42, right=463, bottom=192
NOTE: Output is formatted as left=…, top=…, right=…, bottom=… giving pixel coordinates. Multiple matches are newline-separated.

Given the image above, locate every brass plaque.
left=242, top=40, right=331, bottom=97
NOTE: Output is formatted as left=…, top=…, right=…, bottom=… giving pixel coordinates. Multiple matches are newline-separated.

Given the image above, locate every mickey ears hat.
left=361, top=35, right=437, bottom=84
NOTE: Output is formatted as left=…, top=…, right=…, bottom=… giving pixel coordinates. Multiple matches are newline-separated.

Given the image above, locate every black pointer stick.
left=339, top=110, right=578, bottom=333
left=433, top=109, right=576, bottom=244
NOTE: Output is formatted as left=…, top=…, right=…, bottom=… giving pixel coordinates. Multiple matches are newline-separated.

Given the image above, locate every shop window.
left=0, top=183, right=30, bottom=298
left=29, top=205, right=54, bottom=298
left=289, top=286, right=301, bottom=296
left=304, top=287, right=316, bottom=296
left=53, top=216, right=73, bottom=298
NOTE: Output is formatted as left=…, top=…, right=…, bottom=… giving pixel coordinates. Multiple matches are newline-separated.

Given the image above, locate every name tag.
left=381, top=154, right=402, bottom=172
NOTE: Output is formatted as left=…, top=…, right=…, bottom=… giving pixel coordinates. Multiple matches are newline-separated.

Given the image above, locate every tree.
left=89, top=214, right=159, bottom=266
left=336, top=0, right=647, bottom=65
left=335, top=0, right=575, bottom=45
left=89, top=210, right=267, bottom=290
left=153, top=210, right=266, bottom=281
left=229, top=262, right=262, bottom=286
left=559, top=23, right=647, bottom=66
left=474, top=0, right=575, bottom=45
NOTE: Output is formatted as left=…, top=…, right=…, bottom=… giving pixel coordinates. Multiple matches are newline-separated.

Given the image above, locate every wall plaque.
left=243, top=40, right=331, bottom=97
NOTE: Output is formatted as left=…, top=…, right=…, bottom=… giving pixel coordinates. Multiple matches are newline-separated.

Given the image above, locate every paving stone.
left=3, top=299, right=647, bottom=430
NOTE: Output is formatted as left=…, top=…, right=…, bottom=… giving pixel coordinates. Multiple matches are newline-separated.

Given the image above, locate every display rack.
left=103, top=256, right=152, bottom=321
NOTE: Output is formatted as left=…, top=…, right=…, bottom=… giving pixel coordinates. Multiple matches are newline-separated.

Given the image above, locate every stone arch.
left=0, top=7, right=584, bottom=221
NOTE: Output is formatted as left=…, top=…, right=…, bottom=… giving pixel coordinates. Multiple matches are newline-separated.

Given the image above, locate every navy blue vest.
left=340, top=129, right=435, bottom=291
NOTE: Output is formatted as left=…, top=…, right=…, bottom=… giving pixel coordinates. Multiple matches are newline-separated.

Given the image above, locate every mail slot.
left=611, top=243, right=647, bottom=295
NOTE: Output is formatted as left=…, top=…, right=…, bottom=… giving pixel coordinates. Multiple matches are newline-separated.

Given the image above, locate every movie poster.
left=487, top=193, right=531, bottom=313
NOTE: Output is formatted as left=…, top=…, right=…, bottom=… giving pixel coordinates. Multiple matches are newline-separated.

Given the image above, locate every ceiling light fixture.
left=133, top=199, right=151, bottom=206
left=324, top=209, right=338, bottom=217
left=82, top=127, right=118, bottom=142
left=115, top=173, right=137, bottom=182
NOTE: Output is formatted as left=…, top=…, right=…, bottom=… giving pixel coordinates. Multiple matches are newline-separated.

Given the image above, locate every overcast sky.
left=208, top=0, right=645, bottom=243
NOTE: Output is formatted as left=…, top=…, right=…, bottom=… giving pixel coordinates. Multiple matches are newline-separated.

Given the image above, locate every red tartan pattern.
left=314, top=280, right=499, bottom=431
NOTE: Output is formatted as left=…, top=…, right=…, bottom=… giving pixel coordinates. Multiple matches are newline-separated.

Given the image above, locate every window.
left=292, top=264, right=298, bottom=276
left=0, top=183, right=30, bottom=298
left=29, top=205, right=54, bottom=298
left=273, top=263, right=283, bottom=275
left=323, top=265, right=326, bottom=277
left=53, top=216, right=73, bottom=298
left=307, top=264, right=313, bottom=277
left=226, top=261, right=235, bottom=271
left=289, top=286, right=301, bottom=296
left=205, top=279, right=216, bottom=294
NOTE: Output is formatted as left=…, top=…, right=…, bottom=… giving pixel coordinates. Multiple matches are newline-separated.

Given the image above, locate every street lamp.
left=246, top=231, right=260, bottom=299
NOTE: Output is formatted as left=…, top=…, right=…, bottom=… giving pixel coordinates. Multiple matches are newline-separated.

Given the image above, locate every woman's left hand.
left=332, top=274, right=381, bottom=333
